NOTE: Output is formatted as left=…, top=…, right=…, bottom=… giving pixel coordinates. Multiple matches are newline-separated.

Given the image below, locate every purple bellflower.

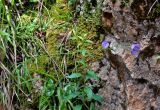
left=131, top=43, right=140, bottom=56
left=102, top=40, right=109, bottom=49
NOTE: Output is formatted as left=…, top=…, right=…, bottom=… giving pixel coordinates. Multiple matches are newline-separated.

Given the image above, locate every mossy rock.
left=26, top=55, right=49, bottom=74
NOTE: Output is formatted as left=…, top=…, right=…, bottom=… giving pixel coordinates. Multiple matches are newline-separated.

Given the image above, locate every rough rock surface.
left=93, top=0, right=160, bottom=109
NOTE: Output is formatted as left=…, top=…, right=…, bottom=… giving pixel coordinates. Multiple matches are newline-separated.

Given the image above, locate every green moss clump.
left=26, top=55, right=49, bottom=74
left=26, top=1, right=103, bottom=77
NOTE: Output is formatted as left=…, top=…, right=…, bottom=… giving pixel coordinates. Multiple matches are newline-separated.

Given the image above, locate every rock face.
left=94, top=0, right=160, bottom=109
left=0, top=105, right=4, bottom=110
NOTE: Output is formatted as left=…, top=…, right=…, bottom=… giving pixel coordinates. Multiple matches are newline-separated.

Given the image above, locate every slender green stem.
left=5, top=5, right=17, bottom=68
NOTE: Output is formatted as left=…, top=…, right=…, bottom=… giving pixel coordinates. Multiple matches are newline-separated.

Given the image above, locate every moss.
left=26, top=1, right=103, bottom=77
left=17, top=14, right=32, bottom=24
left=155, top=4, right=160, bottom=16
left=46, top=4, right=72, bottom=55
left=46, top=28, right=59, bottom=56
left=25, top=4, right=73, bottom=78
left=26, top=55, right=49, bottom=74
left=74, top=12, right=103, bottom=62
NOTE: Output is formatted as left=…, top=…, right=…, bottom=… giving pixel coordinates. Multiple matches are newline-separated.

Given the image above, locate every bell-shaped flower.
left=131, top=43, right=140, bottom=56
left=102, top=40, right=109, bottom=49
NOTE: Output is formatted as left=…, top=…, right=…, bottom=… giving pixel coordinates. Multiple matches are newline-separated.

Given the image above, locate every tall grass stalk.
left=5, top=5, right=17, bottom=68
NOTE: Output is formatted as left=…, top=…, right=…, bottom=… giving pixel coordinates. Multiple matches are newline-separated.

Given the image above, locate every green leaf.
left=93, top=94, right=103, bottom=103
left=84, top=87, right=93, bottom=100
left=65, top=93, right=77, bottom=100
left=59, top=102, right=66, bottom=110
left=0, top=30, right=10, bottom=36
left=29, top=0, right=38, bottom=2
left=0, top=30, right=11, bottom=43
left=86, top=70, right=99, bottom=81
left=86, top=40, right=93, bottom=44
left=39, top=96, right=49, bottom=110
left=46, top=79, right=54, bottom=87
left=77, top=59, right=86, bottom=66
left=80, top=49, right=87, bottom=56
left=67, top=73, right=81, bottom=79
left=68, top=0, right=76, bottom=6
left=77, top=36, right=84, bottom=40
left=57, top=87, right=62, bottom=104
left=90, top=103, right=95, bottom=110
left=11, top=0, right=15, bottom=6
left=76, top=5, right=81, bottom=12
left=74, top=105, right=82, bottom=110
left=44, top=79, right=55, bottom=96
